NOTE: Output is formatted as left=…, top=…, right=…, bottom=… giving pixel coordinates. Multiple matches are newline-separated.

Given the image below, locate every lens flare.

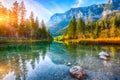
left=0, top=17, right=3, bottom=21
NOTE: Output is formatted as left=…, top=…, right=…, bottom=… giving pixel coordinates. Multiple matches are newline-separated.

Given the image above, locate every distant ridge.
left=48, top=0, right=120, bottom=36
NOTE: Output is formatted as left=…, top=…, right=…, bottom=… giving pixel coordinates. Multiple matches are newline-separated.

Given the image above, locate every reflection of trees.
left=0, top=41, right=51, bottom=79
left=0, top=42, right=120, bottom=79
left=64, top=42, right=120, bottom=76
left=48, top=42, right=72, bottom=64
left=101, top=45, right=120, bottom=60
left=65, top=43, right=100, bottom=58
left=65, top=43, right=96, bottom=65
left=64, top=42, right=120, bottom=64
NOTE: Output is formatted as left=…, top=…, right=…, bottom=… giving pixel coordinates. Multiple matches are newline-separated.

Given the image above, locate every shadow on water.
left=0, top=41, right=120, bottom=80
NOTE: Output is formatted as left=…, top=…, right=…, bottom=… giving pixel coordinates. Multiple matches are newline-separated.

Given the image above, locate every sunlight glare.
left=0, top=17, right=3, bottom=21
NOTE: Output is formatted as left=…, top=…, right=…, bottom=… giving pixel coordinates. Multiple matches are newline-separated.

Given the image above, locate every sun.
left=0, top=17, right=3, bottom=21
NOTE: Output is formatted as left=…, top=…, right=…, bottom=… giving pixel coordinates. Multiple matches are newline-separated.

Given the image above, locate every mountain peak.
left=48, top=0, right=120, bottom=36
left=108, top=0, right=113, bottom=4
left=108, top=0, right=120, bottom=4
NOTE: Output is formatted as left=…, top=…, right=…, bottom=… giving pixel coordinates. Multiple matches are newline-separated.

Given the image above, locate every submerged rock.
left=99, top=55, right=108, bottom=60
left=99, top=51, right=110, bottom=60
left=70, top=66, right=86, bottom=79
left=67, top=62, right=71, bottom=66
left=99, top=51, right=110, bottom=57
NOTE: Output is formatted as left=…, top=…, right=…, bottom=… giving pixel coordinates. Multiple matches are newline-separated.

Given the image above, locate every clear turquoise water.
left=0, top=42, right=120, bottom=80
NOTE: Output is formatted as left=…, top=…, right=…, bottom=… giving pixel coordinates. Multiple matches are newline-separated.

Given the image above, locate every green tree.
left=33, top=17, right=39, bottom=39
left=19, top=1, right=26, bottom=26
left=29, top=11, right=35, bottom=39
left=64, top=16, right=77, bottom=39
left=76, top=18, right=85, bottom=38
left=36, top=28, right=42, bottom=39
left=34, top=17, right=39, bottom=30
left=0, top=1, right=53, bottom=41
left=47, top=29, right=52, bottom=40
left=12, top=1, right=19, bottom=28
left=110, top=18, right=116, bottom=38
left=12, top=1, right=19, bottom=38
left=0, top=2, right=7, bottom=37
left=18, top=1, right=26, bottom=38
left=0, top=26, right=5, bottom=37
left=41, top=20, right=47, bottom=39
left=29, top=11, right=34, bottom=27
left=24, top=19, right=31, bottom=38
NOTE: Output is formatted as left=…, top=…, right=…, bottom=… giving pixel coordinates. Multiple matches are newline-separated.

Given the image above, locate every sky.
left=0, top=0, right=109, bottom=22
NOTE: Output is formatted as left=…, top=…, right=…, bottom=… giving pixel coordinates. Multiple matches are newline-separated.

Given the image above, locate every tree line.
left=63, top=14, right=120, bottom=39
left=0, top=1, right=52, bottom=40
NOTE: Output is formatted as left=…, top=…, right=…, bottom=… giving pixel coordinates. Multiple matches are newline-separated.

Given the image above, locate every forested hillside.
left=63, top=11, right=120, bottom=40
left=0, top=1, right=52, bottom=40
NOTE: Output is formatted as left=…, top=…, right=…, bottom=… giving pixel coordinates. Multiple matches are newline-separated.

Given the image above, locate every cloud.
left=24, top=0, right=53, bottom=22
left=72, top=0, right=84, bottom=8
left=0, top=0, right=53, bottom=22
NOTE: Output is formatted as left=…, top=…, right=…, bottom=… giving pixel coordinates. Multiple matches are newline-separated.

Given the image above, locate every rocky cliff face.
left=108, top=0, right=120, bottom=10
left=48, top=0, right=120, bottom=36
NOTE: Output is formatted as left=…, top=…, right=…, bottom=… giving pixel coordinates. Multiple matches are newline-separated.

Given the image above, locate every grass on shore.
left=0, top=39, right=51, bottom=43
left=1, top=37, right=120, bottom=45
left=61, top=38, right=120, bottom=45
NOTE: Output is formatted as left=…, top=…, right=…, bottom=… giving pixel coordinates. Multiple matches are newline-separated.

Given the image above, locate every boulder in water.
left=99, top=51, right=110, bottom=60
left=70, top=66, right=86, bottom=79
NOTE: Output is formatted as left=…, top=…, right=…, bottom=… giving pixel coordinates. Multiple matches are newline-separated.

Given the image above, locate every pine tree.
left=12, top=1, right=19, bottom=28
left=64, top=16, right=77, bottom=39
left=0, top=2, right=7, bottom=37
left=18, top=1, right=26, bottom=38
left=24, top=19, right=31, bottom=38
left=110, top=18, right=116, bottom=38
left=29, top=11, right=34, bottom=27
left=33, top=17, right=39, bottom=39
left=29, top=11, right=35, bottom=39
left=0, top=1, right=53, bottom=40
left=36, top=28, right=42, bottom=39
left=94, top=23, right=99, bottom=38
left=76, top=18, right=85, bottom=38
left=34, top=17, right=39, bottom=30
left=11, top=1, right=19, bottom=37
left=20, top=1, right=26, bottom=26
left=47, top=29, right=52, bottom=40
left=41, top=20, right=47, bottom=39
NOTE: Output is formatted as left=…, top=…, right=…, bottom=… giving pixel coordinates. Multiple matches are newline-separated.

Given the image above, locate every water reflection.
left=64, top=43, right=120, bottom=79
left=0, top=42, right=120, bottom=80
left=0, top=42, right=52, bottom=80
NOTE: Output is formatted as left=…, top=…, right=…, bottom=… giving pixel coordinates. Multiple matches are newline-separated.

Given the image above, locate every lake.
left=0, top=41, right=120, bottom=80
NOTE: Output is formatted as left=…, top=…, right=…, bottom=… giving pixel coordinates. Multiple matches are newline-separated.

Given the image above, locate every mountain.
left=48, top=0, right=120, bottom=36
